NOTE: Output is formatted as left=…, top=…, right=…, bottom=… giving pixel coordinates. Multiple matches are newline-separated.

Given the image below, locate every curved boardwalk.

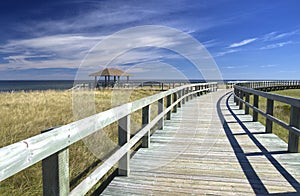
left=102, top=90, right=300, bottom=195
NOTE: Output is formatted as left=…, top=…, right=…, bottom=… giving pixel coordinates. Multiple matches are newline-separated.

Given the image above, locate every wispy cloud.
left=263, top=30, right=299, bottom=41
left=260, top=41, right=293, bottom=50
left=228, top=38, right=257, bottom=48
left=215, top=49, right=240, bottom=57
left=223, top=65, right=248, bottom=69
left=260, top=64, right=277, bottom=68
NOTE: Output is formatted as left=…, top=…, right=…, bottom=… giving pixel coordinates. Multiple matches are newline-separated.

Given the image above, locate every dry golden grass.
left=0, top=89, right=159, bottom=195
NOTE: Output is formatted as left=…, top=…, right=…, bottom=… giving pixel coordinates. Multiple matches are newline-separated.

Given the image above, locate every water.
left=0, top=80, right=75, bottom=92
left=0, top=79, right=232, bottom=92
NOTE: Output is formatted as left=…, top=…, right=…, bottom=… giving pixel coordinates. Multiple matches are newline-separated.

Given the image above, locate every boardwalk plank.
left=101, top=90, right=300, bottom=195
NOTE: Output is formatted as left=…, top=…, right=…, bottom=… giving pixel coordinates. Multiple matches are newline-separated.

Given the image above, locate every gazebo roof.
left=89, top=68, right=132, bottom=77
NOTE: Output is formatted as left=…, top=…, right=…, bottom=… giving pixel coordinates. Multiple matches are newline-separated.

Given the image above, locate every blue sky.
left=0, top=0, right=300, bottom=80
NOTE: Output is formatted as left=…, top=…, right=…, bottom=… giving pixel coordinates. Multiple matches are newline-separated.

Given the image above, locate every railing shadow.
left=217, top=93, right=300, bottom=195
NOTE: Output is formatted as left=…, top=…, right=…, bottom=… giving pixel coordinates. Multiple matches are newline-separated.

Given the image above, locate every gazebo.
left=89, top=68, right=132, bottom=88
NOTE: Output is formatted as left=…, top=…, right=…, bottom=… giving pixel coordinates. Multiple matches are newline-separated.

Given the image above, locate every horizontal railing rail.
left=233, top=81, right=300, bottom=153
left=0, top=82, right=217, bottom=196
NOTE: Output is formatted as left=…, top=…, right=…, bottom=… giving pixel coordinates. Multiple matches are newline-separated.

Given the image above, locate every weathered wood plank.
left=102, top=90, right=300, bottom=195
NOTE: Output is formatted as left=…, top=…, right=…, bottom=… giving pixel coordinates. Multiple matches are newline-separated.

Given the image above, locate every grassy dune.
left=0, top=89, right=159, bottom=195
left=247, top=89, right=300, bottom=145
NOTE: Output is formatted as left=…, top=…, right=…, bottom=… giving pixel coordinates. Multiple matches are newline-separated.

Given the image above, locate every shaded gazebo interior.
left=89, top=68, right=132, bottom=88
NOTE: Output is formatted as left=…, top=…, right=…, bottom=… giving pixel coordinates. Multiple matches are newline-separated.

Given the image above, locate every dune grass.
left=246, top=89, right=300, bottom=145
left=0, top=89, right=159, bottom=195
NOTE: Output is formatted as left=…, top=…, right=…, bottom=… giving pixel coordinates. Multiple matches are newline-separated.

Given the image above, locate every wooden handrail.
left=233, top=81, right=300, bottom=153
left=0, top=82, right=217, bottom=196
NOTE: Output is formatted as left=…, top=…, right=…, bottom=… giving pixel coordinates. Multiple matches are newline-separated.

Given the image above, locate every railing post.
left=42, top=128, right=69, bottom=196
left=197, top=86, right=200, bottom=96
left=288, top=106, right=300, bottom=152
left=245, top=93, right=250, bottom=114
left=266, top=99, right=274, bottom=133
left=118, top=115, right=130, bottom=176
left=239, top=91, right=243, bottom=109
left=234, top=88, right=237, bottom=103
left=190, top=87, right=193, bottom=100
left=42, top=148, right=69, bottom=196
left=235, top=90, right=239, bottom=106
left=173, top=92, right=178, bottom=113
left=182, top=89, right=185, bottom=104
left=253, top=95, right=259, bottom=122
left=166, top=94, right=172, bottom=120
left=186, top=88, right=189, bottom=102
left=158, top=98, right=164, bottom=129
left=178, top=90, right=182, bottom=108
left=142, top=105, right=150, bottom=148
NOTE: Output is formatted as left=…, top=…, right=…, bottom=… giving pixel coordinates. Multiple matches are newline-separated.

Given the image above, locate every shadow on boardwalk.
left=217, top=92, right=300, bottom=195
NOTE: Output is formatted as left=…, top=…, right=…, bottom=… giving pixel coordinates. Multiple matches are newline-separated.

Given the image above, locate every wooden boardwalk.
left=102, top=90, right=300, bottom=195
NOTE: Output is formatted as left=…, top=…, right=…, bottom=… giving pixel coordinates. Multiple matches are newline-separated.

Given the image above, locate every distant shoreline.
left=0, top=79, right=278, bottom=92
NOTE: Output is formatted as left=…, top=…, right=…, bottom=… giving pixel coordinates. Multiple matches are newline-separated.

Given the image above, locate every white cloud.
left=260, top=64, right=277, bottom=68
left=229, top=38, right=257, bottom=48
left=215, top=49, right=240, bottom=57
left=263, top=30, right=299, bottom=41
left=0, top=26, right=222, bottom=81
left=223, top=65, right=248, bottom=69
left=260, top=41, right=293, bottom=50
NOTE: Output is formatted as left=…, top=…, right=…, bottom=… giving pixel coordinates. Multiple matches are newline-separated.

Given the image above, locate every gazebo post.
left=108, top=76, right=110, bottom=87
left=127, top=76, right=129, bottom=83
left=94, top=76, right=97, bottom=88
left=105, top=76, right=107, bottom=87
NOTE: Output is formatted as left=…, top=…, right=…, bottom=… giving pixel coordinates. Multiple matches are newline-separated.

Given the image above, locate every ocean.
left=0, top=80, right=75, bottom=92
left=0, top=80, right=231, bottom=92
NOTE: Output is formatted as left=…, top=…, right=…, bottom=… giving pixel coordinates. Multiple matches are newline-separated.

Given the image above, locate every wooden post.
left=253, top=95, right=259, bottom=122
left=158, top=98, right=164, bottom=130
left=288, top=106, right=300, bottom=152
left=186, top=88, right=189, bottom=102
left=266, top=99, right=274, bottom=133
left=182, top=89, right=185, bottom=104
left=166, top=95, right=172, bottom=120
left=178, top=90, right=182, bottom=108
left=42, top=148, right=69, bottom=196
left=197, top=86, right=200, bottom=96
left=239, top=91, right=243, bottom=109
left=234, top=89, right=237, bottom=103
left=190, top=87, right=193, bottom=100
left=41, top=128, right=69, bottom=196
left=161, top=83, right=164, bottom=91
left=118, top=115, right=130, bottom=176
left=142, top=105, right=150, bottom=148
left=235, top=90, right=239, bottom=106
left=173, top=93, right=178, bottom=113
left=245, top=93, right=250, bottom=114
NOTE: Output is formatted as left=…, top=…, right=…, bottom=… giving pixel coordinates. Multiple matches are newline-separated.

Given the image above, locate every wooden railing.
left=0, top=82, right=217, bottom=196
left=233, top=81, right=300, bottom=153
